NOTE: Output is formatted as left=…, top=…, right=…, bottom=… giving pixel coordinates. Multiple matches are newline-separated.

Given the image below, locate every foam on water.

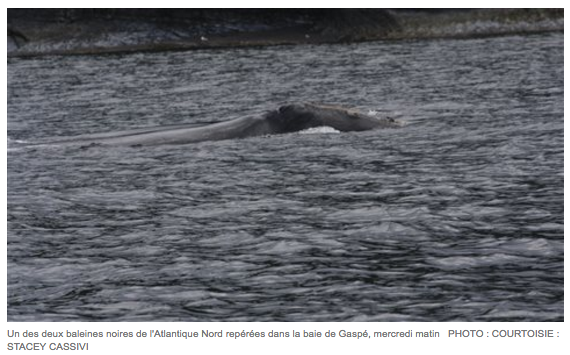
left=298, top=126, right=341, bottom=135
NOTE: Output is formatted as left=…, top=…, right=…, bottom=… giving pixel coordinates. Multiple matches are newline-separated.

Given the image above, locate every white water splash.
left=298, top=126, right=340, bottom=135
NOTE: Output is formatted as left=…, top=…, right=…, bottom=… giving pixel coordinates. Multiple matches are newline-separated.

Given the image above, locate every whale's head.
left=267, top=103, right=400, bottom=133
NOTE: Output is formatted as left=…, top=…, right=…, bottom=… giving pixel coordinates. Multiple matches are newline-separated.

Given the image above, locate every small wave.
left=8, top=138, right=28, bottom=144
left=298, top=126, right=340, bottom=135
left=7, top=138, right=28, bottom=152
left=428, top=254, right=530, bottom=270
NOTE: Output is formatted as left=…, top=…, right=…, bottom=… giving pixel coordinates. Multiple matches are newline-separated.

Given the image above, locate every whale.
left=48, top=103, right=401, bottom=146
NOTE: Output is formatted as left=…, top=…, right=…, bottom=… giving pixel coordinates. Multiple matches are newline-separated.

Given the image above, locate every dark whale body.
left=53, top=103, right=401, bottom=146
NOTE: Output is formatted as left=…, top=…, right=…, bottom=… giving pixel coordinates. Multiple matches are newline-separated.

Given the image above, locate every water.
left=7, top=33, right=563, bottom=321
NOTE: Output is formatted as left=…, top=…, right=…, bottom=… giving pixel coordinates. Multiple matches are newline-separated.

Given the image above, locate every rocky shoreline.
left=7, top=9, right=564, bottom=57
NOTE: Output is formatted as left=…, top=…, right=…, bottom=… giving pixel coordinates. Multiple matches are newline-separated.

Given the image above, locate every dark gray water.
left=7, top=33, right=563, bottom=321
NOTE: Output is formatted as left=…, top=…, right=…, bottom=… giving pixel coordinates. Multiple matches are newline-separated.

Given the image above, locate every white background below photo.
left=2, top=323, right=567, bottom=354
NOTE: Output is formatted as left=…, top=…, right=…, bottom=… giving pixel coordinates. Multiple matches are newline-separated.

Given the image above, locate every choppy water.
left=7, top=33, right=563, bottom=321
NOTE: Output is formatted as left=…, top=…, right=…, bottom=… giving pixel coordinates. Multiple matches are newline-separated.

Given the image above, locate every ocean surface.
left=7, top=33, right=564, bottom=321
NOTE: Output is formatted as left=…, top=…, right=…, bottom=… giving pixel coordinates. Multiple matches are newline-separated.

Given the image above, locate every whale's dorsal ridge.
left=42, top=103, right=401, bottom=147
